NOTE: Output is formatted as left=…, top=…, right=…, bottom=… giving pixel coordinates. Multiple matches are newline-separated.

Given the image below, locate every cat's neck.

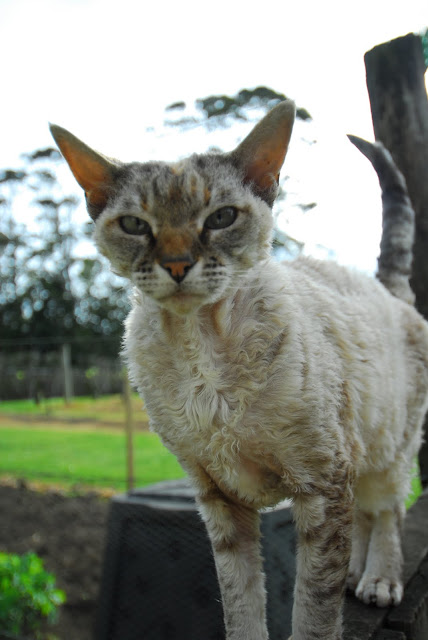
left=138, top=257, right=282, bottom=347
left=157, top=292, right=237, bottom=344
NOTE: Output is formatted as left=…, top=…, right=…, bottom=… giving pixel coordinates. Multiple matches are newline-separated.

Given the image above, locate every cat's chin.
left=156, top=292, right=208, bottom=316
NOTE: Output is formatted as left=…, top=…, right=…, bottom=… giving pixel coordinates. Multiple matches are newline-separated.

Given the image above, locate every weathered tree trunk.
left=365, top=33, right=428, bottom=485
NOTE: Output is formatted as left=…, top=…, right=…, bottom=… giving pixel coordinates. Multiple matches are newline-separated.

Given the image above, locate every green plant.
left=0, top=551, right=66, bottom=638
left=421, top=28, right=428, bottom=69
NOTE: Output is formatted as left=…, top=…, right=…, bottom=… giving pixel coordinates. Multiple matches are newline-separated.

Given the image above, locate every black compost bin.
left=95, top=479, right=296, bottom=640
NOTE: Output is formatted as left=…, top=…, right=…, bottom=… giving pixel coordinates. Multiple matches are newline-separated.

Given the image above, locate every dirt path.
left=0, top=412, right=149, bottom=430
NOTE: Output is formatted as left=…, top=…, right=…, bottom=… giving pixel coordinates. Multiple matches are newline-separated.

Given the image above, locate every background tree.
left=0, top=148, right=129, bottom=351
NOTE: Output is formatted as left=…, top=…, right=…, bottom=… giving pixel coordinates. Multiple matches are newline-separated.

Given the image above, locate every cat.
left=50, top=101, right=428, bottom=640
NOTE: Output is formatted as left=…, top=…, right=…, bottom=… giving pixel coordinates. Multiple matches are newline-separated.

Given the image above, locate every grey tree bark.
left=365, top=33, right=428, bottom=485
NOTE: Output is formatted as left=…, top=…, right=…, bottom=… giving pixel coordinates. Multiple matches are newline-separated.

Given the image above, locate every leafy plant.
left=0, top=551, right=66, bottom=638
left=422, top=28, right=428, bottom=69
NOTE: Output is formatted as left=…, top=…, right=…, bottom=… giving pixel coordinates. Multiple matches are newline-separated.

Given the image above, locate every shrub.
left=0, top=551, right=66, bottom=638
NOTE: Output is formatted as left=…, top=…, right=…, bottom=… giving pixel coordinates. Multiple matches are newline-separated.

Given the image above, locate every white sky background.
left=0, top=0, right=427, bottom=272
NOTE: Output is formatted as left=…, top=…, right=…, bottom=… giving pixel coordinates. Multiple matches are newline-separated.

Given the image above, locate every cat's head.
left=50, top=101, right=295, bottom=315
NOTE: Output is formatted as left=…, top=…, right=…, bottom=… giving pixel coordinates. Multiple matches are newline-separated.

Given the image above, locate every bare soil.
left=0, top=480, right=110, bottom=640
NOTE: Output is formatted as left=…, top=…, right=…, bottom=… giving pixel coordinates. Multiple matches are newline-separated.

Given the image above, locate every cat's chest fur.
left=124, top=257, right=395, bottom=505
left=125, top=266, right=298, bottom=505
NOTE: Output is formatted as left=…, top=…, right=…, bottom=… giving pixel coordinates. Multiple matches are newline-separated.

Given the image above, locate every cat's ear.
left=230, top=100, right=295, bottom=205
left=49, top=124, right=120, bottom=219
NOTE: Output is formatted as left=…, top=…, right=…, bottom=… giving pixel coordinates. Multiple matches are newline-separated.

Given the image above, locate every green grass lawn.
left=0, top=395, right=182, bottom=492
left=0, top=425, right=185, bottom=491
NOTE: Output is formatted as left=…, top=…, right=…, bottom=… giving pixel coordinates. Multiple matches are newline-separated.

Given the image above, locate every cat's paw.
left=355, top=576, right=403, bottom=607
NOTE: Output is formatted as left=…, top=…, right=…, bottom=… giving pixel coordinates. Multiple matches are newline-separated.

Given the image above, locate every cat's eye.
left=204, top=206, right=238, bottom=230
left=119, top=215, right=151, bottom=236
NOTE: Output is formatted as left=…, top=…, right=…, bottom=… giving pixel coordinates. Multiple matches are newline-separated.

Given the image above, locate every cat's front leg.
left=291, top=473, right=353, bottom=640
left=197, top=483, right=268, bottom=640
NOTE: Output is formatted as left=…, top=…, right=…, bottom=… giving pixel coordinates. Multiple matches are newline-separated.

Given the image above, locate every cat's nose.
left=160, top=256, right=195, bottom=283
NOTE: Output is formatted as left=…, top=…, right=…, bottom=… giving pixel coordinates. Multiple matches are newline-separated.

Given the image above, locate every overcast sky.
left=0, top=0, right=426, bottom=271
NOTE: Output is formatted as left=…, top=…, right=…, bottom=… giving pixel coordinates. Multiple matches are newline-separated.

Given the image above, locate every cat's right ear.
left=49, top=124, right=119, bottom=219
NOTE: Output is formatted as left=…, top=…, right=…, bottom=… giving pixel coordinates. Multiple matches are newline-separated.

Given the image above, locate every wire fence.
left=0, top=336, right=123, bottom=401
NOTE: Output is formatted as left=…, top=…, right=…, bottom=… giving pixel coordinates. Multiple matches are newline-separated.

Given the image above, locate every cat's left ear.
left=230, top=100, right=295, bottom=205
left=49, top=124, right=120, bottom=219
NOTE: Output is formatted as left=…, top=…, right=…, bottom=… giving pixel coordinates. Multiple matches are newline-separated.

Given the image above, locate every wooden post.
left=122, top=371, right=135, bottom=491
left=61, top=343, right=74, bottom=405
left=365, top=33, right=428, bottom=485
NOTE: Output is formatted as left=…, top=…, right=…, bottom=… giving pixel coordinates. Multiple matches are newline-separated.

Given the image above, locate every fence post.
left=122, top=371, right=135, bottom=491
left=61, top=343, right=74, bottom=404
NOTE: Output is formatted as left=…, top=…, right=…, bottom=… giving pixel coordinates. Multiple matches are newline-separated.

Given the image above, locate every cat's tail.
left=347, top=134, right=415, bottom=305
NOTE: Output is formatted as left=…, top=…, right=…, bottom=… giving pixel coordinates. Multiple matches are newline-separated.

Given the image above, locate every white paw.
left=355, top=576, right=403, bottom=607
